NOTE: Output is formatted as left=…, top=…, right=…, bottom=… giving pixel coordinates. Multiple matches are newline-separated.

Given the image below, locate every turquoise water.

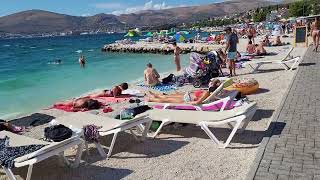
left=0, top=34, right=189, bottom=119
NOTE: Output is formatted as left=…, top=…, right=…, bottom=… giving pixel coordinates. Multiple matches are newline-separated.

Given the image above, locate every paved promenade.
left=249, top=47, right=320, bottom=180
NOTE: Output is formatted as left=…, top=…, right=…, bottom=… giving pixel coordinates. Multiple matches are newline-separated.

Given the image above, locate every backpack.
left=44, top=124, right=73, bottom=142
left=162, top=74, right=175, bottom=84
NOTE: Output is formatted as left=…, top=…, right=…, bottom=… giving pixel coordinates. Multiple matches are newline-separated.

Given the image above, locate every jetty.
left=101, top=42, right=223, bottom=54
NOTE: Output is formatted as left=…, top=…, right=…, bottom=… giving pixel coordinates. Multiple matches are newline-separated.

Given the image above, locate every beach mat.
left=137, top=83, right=176, bottom=92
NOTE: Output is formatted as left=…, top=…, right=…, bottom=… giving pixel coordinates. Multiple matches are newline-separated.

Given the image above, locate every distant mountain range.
left=0, top=0, right=279, bottom=35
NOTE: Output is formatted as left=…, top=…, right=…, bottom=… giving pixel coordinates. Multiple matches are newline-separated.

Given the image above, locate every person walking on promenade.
left=311, top=17, right=320, bottom=52
left=224, top=27, right=239, bottom=77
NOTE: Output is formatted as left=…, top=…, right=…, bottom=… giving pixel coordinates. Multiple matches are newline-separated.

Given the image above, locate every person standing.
left=247, top=25, right=256, bottom=44
left=172, top=42, right=182, bottom=71
left=79, top=54, right=85, bottom=68
left=224, top=27, right=239, bottom=77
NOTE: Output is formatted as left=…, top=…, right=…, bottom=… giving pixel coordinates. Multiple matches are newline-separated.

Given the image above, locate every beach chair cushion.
left=153, top=100, right=237, bottom=111
left=148, top=102, right=256, bottom=124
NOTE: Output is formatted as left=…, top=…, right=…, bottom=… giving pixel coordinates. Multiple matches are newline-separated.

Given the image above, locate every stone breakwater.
left=101, top=42, right=223, bottom=54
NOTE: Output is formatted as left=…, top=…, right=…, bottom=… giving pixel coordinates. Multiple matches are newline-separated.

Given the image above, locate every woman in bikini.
left=54, top=97, right=101, bottom=110
left=89, top=83, right=128, bottom=98
left=145, top=79, right=221, bottom=105
left=311, top=17, right=320, bottom=52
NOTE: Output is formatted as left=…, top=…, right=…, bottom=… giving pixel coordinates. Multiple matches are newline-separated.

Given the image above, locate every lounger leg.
left=290, top=58, right=300, bottom=71
left=107, top=132, right=118, bottom=159
left=26, top=164, right=33, bottom=180
left=59, top=152, right=71, bottom=167
left=129, top=128, right=140, bottom=141
left=222, top=119, right=242, bottom=148
left=3, top=167, right=16, bottom=180
left=85, top=141, right=89, bottom=155
left=149, top=119, right=170, bottom=138
left=199, top=123, right=220, bottom=145
left=280, top=63, right=290, bottom=70
left=94, top=142, right=107, bottom=158
left=73, top=141, right=84, bottom=167
left=141, top=121, right=152, bottom=141
left=239, top=110, right=256, bottom=132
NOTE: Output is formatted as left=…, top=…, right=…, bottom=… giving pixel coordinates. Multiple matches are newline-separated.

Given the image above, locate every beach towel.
left=93, top=95, right=131, bottom=104
left=137, top=83, right=176, bottom=92
left=153, top=100, right=239, bottom=111
left=51, top=104, right=89, bottom=112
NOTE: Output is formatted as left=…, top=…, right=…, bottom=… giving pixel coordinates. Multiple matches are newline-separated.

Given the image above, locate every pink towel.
left=153, top=100, right=237, bottom=111
left=93, top=95, right=131, bottom=103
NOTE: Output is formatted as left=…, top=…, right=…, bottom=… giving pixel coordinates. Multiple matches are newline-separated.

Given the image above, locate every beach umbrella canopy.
left=145, top=32, right=153, bottom=37
left=175, top=34, right=186, bottom=43
left=124, top=30, right=140, bottom=37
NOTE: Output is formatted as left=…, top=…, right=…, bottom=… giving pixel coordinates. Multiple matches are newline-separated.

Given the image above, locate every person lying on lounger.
left=145, top=79, right=221, bottom=105
left=89, top=83, right=129, bottom=98
left=54, top=97, right=101, bottom=110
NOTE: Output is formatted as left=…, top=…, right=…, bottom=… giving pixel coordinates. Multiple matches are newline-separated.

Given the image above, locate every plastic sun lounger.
left=0, top=131, right=84, bottom=180
left=54, top=113, right=153, bottom=158
left=243, top=47, right=301, bottom=73
left=147, top=102, right=257, bottom=148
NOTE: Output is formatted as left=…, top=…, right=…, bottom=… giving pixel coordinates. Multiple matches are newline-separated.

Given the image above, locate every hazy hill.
left=0, top=0, right=278, bottom=34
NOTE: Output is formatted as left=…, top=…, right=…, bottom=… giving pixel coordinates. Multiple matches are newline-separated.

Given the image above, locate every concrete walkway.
left=248, top=47, right=320, bottom=180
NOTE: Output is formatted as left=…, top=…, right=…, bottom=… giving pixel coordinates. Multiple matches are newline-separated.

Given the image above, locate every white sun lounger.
left=147, top=102, right=257, bottom=148
left=0, top=131, right=84, bottom=180
left=243, top=47, right=301, bottom=73
left=54, top=113, right=152, bottom=158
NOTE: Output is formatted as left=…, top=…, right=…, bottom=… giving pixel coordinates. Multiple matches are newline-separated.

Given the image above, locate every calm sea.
left=0, top=33, right=197, bottom=119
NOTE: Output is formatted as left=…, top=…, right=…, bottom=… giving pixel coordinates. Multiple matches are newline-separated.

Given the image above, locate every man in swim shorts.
left=224, top=27, right=239, bottom=77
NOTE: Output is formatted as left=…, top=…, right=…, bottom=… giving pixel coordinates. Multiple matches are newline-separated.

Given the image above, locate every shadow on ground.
left=4, top=156, right=133, bottom=180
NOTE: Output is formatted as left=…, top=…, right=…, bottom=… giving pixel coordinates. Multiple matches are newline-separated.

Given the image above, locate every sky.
left=0, top=0, right=225, bottom=17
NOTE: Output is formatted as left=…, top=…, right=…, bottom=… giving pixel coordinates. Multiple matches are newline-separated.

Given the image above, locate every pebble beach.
left=0, top=36, right=308, bottom=180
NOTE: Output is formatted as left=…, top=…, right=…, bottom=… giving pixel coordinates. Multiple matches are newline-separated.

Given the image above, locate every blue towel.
left=137, top=83, right=176, bottom=92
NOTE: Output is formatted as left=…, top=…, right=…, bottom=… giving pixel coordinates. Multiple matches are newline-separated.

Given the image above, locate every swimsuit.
left=183, top=92, right=192, bottom=102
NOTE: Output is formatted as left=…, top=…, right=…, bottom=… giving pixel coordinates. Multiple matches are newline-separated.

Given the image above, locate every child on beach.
left=145, top=79, right=221, bottom=105
left=89, top=83, right=129, bottom=98
left=224, top=27, right=239, bottom=77
left=172, top=42, right=182, bottom=71
left=246, top=40, right=256, bottom=54
left=144, top=63, right=160, bottom=86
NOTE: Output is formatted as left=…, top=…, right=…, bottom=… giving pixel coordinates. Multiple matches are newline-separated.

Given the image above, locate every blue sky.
left=0, top=0, right=224, bottom=17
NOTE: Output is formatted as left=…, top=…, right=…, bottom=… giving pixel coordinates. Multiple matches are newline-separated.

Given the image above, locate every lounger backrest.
left=281, top=47, right=294, bottom=62
left=0, top=131, right=80, bottom=163
left=203, top=78, right=232, bottom=103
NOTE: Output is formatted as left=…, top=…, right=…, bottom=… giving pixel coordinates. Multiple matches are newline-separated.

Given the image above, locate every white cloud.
left=93, top=2, right=123, bottom=9
left=111, top=1, right=178, bottom=15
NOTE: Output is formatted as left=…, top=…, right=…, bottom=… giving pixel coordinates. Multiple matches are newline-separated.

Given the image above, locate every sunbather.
left=89, top=83, right=129, bottom=98
left=256, top=42, right=267, bottom=55
left=144, top=63, right=160, bottom=86
left=54, top=97, right=101, bottom=110
left=246, top=40, right=256, bottom=54
left=272, top=36, right=283, bottom=46
left=146, top=79, right=221, bottom=105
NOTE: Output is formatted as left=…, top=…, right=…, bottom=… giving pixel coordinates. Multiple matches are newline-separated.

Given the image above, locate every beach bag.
left=115, top=105, right=151, bottom=119
left=83, top=124, right=101, bottom=143
left=162, top=74, right=175, bottom=84
left=44, top=124, right=73, bottom=142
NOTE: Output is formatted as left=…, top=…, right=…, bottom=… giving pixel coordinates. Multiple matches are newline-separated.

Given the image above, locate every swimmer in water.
left=79, top=55, right=85, bottom=67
